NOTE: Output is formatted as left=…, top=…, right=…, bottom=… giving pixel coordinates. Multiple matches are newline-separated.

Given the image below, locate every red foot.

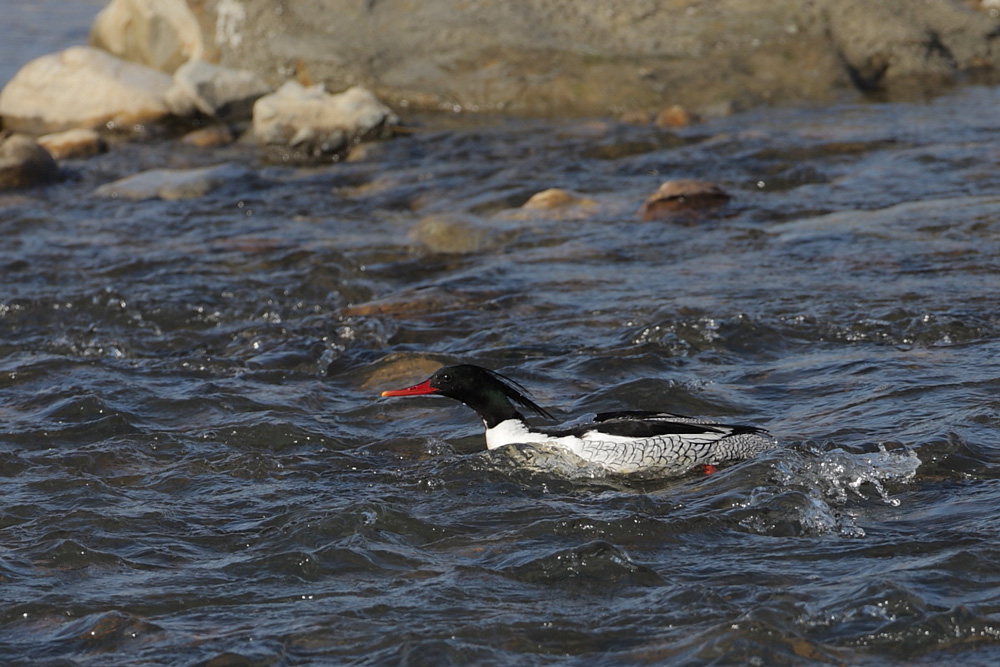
left=701, top=464, right=718, bottom=475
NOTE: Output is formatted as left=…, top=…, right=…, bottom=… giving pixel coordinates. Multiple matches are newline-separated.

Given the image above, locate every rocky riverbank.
left=2, top=0, right=999, bottom=189
left=192, top=0, right=1000, bottom=116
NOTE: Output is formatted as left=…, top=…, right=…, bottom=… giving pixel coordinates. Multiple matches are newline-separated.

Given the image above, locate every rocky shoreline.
left=2, top=0, right=999, bottom=190
left=195, top=0, right=1000, bottom=116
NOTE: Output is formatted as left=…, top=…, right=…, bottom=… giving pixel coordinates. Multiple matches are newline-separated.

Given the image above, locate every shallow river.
left=4, top=5, right=1000, bottom=666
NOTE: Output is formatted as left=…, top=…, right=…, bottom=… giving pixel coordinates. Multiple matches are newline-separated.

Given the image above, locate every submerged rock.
left=94, top=163, right=252, bottom=200
left=341, top=289, right=479, bottom=319
left=90, top=0, right=204, bottom=74
left=0, top=47, right=173, bottom=134
left=521, top=188, right=589, bottom=210
left=362, top=354, right=444, bottom=392
left=409, top=214, right=499, bottom=254
left=181, top=124, right=235, bottom=148
left=167, top=60, right=271, bottom=120
left=0, top=133, right=60, bottom=189
left=252, top=82, right=397, bottom=158
left=500, top=187, right=602, bottom=221
left=37, top=129, right=107, bottom=160
left=638, top=180, right=731, bottom=221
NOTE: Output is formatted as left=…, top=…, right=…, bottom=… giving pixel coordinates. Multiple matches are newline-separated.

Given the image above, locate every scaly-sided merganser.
left=380, top=364, right=777, bottom=476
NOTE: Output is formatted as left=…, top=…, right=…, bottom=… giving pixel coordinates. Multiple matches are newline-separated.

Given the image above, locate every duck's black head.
left=381, top=364, right=553, bottom=428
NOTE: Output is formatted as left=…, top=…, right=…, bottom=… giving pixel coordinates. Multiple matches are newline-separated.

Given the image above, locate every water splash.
left=737, top=444, right=920, bottom=538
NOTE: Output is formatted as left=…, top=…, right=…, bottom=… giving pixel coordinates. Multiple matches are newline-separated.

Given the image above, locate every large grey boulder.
left=184, top=0, right=1000, bottom=117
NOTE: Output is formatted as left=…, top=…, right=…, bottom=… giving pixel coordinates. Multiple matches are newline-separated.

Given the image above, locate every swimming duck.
left=381, top=364, right=777, bottom=476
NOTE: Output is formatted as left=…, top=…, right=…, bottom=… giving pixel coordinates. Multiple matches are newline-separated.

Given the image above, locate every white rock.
left=89, top=0, right=204, bottom=73
left=252, top=82, right=397, bottom=154
left=94, top=163, right=252, bottom=200
left=166, top=60, right=271, bottom=120
left=0, top=47, right=173, bottom=134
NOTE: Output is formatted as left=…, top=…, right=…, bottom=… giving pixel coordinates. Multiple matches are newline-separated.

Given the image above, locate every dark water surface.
left=4, top=5, right=1000, bottom=666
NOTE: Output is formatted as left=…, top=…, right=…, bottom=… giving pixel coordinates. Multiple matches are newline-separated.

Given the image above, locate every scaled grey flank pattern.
left=577, top=431, right=778, bottom=474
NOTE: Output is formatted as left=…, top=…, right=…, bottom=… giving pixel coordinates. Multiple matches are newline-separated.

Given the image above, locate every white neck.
left=484, top=418, right=549, bottom=450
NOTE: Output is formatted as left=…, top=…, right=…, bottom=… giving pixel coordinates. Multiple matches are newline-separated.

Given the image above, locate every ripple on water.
left=496, top=540, right=665, bottom=588
left=39, top=610, right=165, bottom=656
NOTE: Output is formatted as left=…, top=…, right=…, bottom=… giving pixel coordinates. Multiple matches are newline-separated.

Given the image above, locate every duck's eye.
left=439, top=373, right=452, bottom=384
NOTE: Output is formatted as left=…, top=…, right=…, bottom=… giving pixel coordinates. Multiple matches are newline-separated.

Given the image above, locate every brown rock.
left=362, top=354, right=443, bottom=391
left=181, top=124, right=235, bottom=148
left=502, top=187, right=601, bottom=221
left=638, top=179, right=730, bottom=221
left=36, top=129, right=107, bottom=160
left=655, top=105, right=695, bottom=128
left=620, top=110, right=654, bottom=125
left=0, top=133, right=59, bottom=189
left=340, top=289, right=476, bottom=319
left=522, top=188, right=580, bottom=209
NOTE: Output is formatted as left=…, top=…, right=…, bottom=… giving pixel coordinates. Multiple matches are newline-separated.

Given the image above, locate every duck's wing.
left=590, top=410, right=771, bottom=438
left=542, top=411, right=732, bottom=439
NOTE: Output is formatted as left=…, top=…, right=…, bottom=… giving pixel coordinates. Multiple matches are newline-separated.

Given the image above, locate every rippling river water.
left=4, top=5, right=1000, bottom=666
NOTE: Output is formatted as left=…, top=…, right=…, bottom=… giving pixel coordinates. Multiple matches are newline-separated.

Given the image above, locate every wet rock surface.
left=639, top=180, right=732, bottom=221
left=0, top=132, right=60, bottom=188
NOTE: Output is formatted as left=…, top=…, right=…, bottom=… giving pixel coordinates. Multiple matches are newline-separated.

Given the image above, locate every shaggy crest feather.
left=476, top=366, right=554, bottom=420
